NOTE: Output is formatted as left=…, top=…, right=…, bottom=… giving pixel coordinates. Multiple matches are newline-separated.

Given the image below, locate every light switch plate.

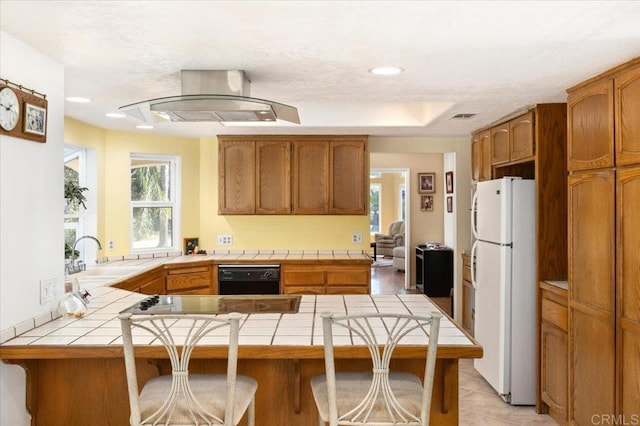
left=217, top=234, right=233, bottom=245
left=40, top=278, right=56, bottom=305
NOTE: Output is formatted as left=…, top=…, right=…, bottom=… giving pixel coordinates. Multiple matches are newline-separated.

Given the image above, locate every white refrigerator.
left=471, top=177, right=536, bottom=405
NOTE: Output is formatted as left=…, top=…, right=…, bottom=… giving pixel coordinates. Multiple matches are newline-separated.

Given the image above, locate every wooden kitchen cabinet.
left=219, top=135, right=367, bottom=215
left=112, top=267, right=165, bottom=294
left=461, top=254, right=474, bottom=336
left=256, top=141, right=291, bottom=214
left=566, top=57, right=640, bottom=423
left=616, top=166, right=640, bottom=418
left=509, top=110, right=535, bottom=162
left=567, top=78, right=614, bottom=171
left=490, top=111, right=535, bottom=166
left=166, top=265, right=214, bottom=295
left=281, top=263, right=370, bottom=295
left=292, top=140, right=330, bottom=214
left=471, top=130, right=492, bottom=181
left=540, top=282, right=568, bottom=424
left=568, top=170, right=616, bottom=425
left=615, top=62, right=640, bottom=165
left=218, top=140, right=256, bottom=214
left=490, top=123, right=510, bottom=165
left=330, top=138, right=367, bottom=214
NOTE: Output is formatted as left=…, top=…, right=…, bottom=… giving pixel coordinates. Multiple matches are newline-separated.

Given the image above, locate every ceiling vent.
left=450, top=113, right=476, bottom=119
left=119, top=70, right=300, bottom=124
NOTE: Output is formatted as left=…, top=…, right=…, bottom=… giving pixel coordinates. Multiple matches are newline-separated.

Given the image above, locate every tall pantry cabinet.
left=567, top=57, right=640, bottom=424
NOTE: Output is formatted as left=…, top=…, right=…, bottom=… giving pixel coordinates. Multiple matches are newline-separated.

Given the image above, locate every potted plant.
left=64, top=179, right=88, bottom=210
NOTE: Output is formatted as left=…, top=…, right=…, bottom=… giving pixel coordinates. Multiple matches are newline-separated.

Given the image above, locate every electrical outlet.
left=217, top=234, right=233, bottom=245
left=107, top=240, right=115, bottom=251
left=351, top=233, right=363, bottom=244
left=40, top=278, right=56, bottom=305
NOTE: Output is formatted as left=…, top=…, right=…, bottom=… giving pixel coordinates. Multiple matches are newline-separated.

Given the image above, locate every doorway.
left=369, top=168, right=410, bottom=290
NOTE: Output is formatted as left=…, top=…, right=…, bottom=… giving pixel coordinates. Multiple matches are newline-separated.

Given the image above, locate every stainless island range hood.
left=120, top=70, right=300, bottom=124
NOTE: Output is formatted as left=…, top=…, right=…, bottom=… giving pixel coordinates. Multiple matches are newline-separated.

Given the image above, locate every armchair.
left=374, top=221, right=405, bottom=258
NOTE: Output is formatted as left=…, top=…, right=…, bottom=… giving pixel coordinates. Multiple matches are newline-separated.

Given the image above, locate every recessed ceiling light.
left=136, top=124, right=154, bottom=129
left=105, top=112, right=126, bottom=118
left=369, top=66, right=404, bottom=76
left=65, top=97, right=91, bottom=103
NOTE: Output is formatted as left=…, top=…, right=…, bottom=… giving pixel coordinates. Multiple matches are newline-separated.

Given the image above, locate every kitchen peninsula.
left=0, top=253, right=481, bottom=426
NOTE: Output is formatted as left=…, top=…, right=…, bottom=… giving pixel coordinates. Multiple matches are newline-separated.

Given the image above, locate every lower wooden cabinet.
left=540, top=282, right=568, bottom=424
left=112, top=267, right=165, bottom=294
left=165, top=265, right=214, bottom=295
left=281, top=264, right=370, bottom=295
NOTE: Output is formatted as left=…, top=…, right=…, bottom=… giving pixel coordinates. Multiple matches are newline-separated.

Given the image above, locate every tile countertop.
left=1, top=250, right=478, bottom=351
left=1, top=286, right=475, bottom=349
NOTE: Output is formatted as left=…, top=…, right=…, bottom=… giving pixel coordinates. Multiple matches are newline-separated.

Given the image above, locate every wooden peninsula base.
left=3, top=345, right=477, bottom=426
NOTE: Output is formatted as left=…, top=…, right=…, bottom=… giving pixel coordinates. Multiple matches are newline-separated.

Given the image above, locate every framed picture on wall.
left=418, top=173, right=435, bottom=194
left=446, top=171, right=454, bottom=194
left=420, top=195, right=434, bottom=211
left=447, top=196, right=453, bottom=213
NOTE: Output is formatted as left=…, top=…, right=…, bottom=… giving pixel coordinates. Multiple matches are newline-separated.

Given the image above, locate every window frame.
left=130, top=153, right=181, bottom=253
left=369, top=183, right=382, bottom=235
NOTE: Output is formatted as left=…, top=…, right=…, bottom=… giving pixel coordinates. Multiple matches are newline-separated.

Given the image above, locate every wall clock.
left=0, top=79, right=48, bottom=143
left=0, top=86, right=20, bottom=131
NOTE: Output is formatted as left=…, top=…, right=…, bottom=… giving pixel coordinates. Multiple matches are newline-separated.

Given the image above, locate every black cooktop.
left=120, top=294, right=301, bottom=315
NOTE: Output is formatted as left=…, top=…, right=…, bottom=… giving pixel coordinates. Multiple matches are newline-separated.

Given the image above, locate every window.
left=398, top=183, right=406, bottom=221
left=370, top=183, right=381, bottom=233
left=130, top=154, right=180, bottom=252
left=64, top=148, right=86, bottom=259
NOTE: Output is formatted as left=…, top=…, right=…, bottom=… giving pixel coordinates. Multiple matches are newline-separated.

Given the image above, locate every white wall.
left=0, top=30, right=64, bottom=425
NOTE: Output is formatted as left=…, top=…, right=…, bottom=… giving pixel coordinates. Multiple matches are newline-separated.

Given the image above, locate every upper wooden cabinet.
left=509, top=111, right=535, bottom=162
left=256, top=141, right=291, bottom=214
left=330, top=139, right=367, bottom=214
left=292, top=141, right=330, bottom=214
left=615, top=62, right=640, bottom=165
left=471, top=130, right=492, bottom=182
left=220, top=135, right=368, bottom=215
left=567, top=78, right=614, bottom=171
left=490, top=123, right=510, bottom=165
left=490, top=111, right=535, bottom=166
left=218, top=140, right=256, bottom=214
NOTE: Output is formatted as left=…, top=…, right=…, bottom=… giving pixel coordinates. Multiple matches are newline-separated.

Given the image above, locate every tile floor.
left=458, top=358, right=557, bottom=425
left=371, top=261, right=558, bottom=425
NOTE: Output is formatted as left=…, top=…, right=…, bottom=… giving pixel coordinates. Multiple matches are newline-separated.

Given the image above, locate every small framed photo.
left=418, top=173, right=435, bottom=194
left=446, top=171, right=454, bottom=194
left=184, top=237, right=199, bottom=255
left=420, top=195, right=434, bottom=212
left=447, top=196, right=453, bottom=213
left=24, top=103, right=47, bottom=136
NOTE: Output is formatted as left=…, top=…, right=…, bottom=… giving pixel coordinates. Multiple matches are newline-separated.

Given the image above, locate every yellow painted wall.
left=64, top=123, right=370, bottom=254
left=65, top=118, right=201, bottom=255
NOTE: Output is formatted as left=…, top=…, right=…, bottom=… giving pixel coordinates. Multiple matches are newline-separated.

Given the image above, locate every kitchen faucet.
left=67, top=235, right=102, bottom=275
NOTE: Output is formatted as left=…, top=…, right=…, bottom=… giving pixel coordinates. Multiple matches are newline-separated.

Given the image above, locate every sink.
left=79, top=266, right=142, bottom=277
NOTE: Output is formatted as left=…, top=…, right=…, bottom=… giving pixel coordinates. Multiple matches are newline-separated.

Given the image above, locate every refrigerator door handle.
left=471, top=240, right=478, bottom=289
left=471, top=189, right=479, bottom=239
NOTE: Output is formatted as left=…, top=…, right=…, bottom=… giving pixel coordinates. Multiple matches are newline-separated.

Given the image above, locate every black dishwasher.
left=217, top=265, right=280, bottom=295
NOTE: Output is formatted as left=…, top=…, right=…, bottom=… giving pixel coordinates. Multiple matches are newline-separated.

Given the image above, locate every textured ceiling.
left=1, top=1, right=640, bottom=138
